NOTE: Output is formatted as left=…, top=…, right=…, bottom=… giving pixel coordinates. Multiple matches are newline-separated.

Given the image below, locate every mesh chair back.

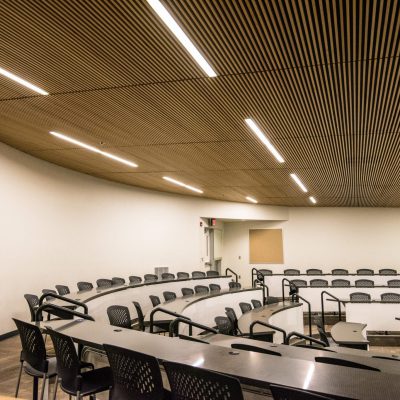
left=229, top=281, right=242, bottom=290
left=355, top=279, right=374, bottom=287
left=144, top=274, right=158, bottom=282
left=129, top=276, right=142, bottom=284
left=77, top=281, right=93, bottom=291
left=284, top=269, right=300, bottom=275
left=161, top=272, right=175, bottom=281
left=257, top=269, right=272, bottom=276
left=48, top=329, right=82, bottom=393
left=42, top=289, right=57, bottom=301
left=381, top=293, right=400, bottom=302
left=149, top=295, right=161, bottom=307
left=55, top=285, right=70, bottom=295
left=107, top=305, right=131, bottom=329
left=313, top=316, right=330, bottom=347
left=132, top=302, right=145, bottom=331
left=96, top=279, right=113, bottom=288
left=270, top=384, right=335, bottom=400
left=331, top=268, right=348, bottom=275
left=306, top=269, right=323, bottom=275
left=206, top=270, right=219, bottom=277
left=164, top=360, right=244, bottom=400
left=239, top=302, right=252, bottom=314
left=194, top=285, right=209, bottom=294
left=310, top=279, right=328, bottom=287
left=356, top=268, right=374, bottom=275
left=24, top=294, right=41, bottom=321
left=192, top=271, right=206, bottom=278
left=251, top=299, right=262, bottom=309
left=214, top=316, right=233, bottom=335
left=350, top=292, right=371, bottom=302
left=315, top=356, right=380, bottom=371
left=331, top=279, right=350, bottom=287
left=13, top=318, right=47, bottom=372
left=177, top=272, right=190, bottom=279
left=209, top=284, right=221, bottom=292
left=388, top=279, right=400, bottom=287
left=181, top=288, right=194, bottom=296
left=225, top=307, right=239, bottom=335
left=292, top=279, right=307, bottom=287
left=163, top=291, right=177, bottom=301
left=231, top=343, right=281, bottom=356
left=112, top=277, right=126, bottom=285
left=104, top=344, right=165, bottom=400
left=379, top=269, right=397, bottom=275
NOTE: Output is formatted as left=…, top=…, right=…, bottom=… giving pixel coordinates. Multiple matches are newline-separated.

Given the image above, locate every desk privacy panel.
left=249, top=229, right=283, bottom=264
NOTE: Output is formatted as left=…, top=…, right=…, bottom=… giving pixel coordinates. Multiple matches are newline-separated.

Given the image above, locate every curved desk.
left=330, top=321, right=369, bottom=350
left=237, top=302, right=304, bottom=343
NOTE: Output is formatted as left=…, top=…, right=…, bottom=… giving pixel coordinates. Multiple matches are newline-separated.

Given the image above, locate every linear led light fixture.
left=245, top=118, right=284, bottom=163
left=147, top=0, right=217, bottom=77
left=290, top=173, right=308, bottom=192
left=49, top=131, right=138, bottom=168
left=309, top=196, right=317, bottom=204
left=0, top=66, right=48, bottom=95
left=246, top=196, right=258, bottom=204
left=163, top=176, right=203, bottom=194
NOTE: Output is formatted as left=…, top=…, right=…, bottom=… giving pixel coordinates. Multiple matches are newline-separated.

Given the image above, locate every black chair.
left=284, top=269, right=300, bottom=275
left=161, top=272, right=175, bottom=280
left=214, top=316, right=234, bottom=335
left=306, top=269, right=323, bottom=275
left=13, top=318, right=57, bottom=400
left=24, top=294, right=41, bottom=321
left=206, top=270, right=220, bottom=277
left=270, top=384, right=335, bottom=400
left=104, top=344, right=169, bottom=400
left=331, top=279, right=350, bottom=287
left=239, top=302, right=252, bottom=314
left=55, top=285, right=70, bottom=295
left=192, top=271, right=206, bottom=278
left=315, top=356, right=380, bottom=371
left=163, top=291, right=177, bottom=301
left=181, top=287, right=194, bottom=296
left=194, top=285, right=209, bottom=294
left=355, top=279, right=374, bottom=287
left=350, top=292, right=371, bottom=302
left=225, top=307, right=240, bottom=335
left=77, top=281, right=93, bottom=291
left=42, top=289, right=57, bottom=300
left=381, top=293, right=400, bottom=302
left=49, top=329, right=112, bottom=399
left=257, top=269, right=273, bottom=276
left=331, top=268, right=348, bottom=275
left=107, top=305, right=132, bottom=329
left=164, top=360, right=244, bottom=400
left=129, top=275, right=142, bottom=284
left=144, top=274, right=158, bottom=282
left=310, top=279, right=328, bottom=287
left=131, top=301, right=166, bottom=334
left=231, top=343, right=281, bottom=356
left=150, top=295, right=161, bottom=307
left=209, top=283, right=221, bottom=292
left=112, top=277, right=125, bottom=285
left=291, top=279, right=307, bottom=287
left=379, top=268, right=397, bottom=275
left=314, top=316, right=330, bottom=347
left=251, top=299, right=262, bottom=309
left=356, top=268, right=374, bottom=275
left=229, top=281, right=242, bottom=290
left=177, top=272, right=190, bottom=279
left=388, top=279, right=400, bottom=287
left=96, top=279, right=113, bottom=288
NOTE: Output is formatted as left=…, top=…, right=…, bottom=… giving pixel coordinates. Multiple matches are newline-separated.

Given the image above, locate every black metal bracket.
left=35, top=304, right=94, bottom=322
left=295, top=295, right=313, bottom=344
left=284, top=331, right=327, bottom=347
left=169, top=317, right=218, bottom=337
left=281, top=278, right=298, bottom=302
left=321, top=291, right=342, bottom=330
left=249, top=320, right=287, bottom=343
left=149, top=307, right=191, bottom=333
left=225, top=268, right=238, bottom=282
left=253, top=280, right=270, bottom=305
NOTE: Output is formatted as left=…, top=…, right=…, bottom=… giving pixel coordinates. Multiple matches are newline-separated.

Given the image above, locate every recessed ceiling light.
left=290, top=173, right=308, bottom=192
left=246, top=196, right=258, bottom=204
left=0, top=66, right=48, bottom=95
left=309, top=196, right=317, bottom=204
left=163, top=176, right=203, bottom=194
left=49, top=131, right=138, bottom=168
left=244, top=119, right=284, bottom=163
left=147, top=0, right=217, bottom=78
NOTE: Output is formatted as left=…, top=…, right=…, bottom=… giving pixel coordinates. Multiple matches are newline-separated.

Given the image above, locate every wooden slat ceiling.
left=1, top=0, right=400, bottom=206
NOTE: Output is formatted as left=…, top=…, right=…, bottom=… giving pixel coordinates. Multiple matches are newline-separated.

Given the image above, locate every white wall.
left=0, top=142, right=286, bottom=334
left=222, top=208, right=400, bottom=287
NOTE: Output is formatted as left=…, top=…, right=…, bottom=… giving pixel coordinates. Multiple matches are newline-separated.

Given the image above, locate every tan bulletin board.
left=249, top=229, right=284, bottom=264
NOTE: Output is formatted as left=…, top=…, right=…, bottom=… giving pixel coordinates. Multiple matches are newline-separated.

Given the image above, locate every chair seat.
left=24, top=357, right=57, bottom=378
